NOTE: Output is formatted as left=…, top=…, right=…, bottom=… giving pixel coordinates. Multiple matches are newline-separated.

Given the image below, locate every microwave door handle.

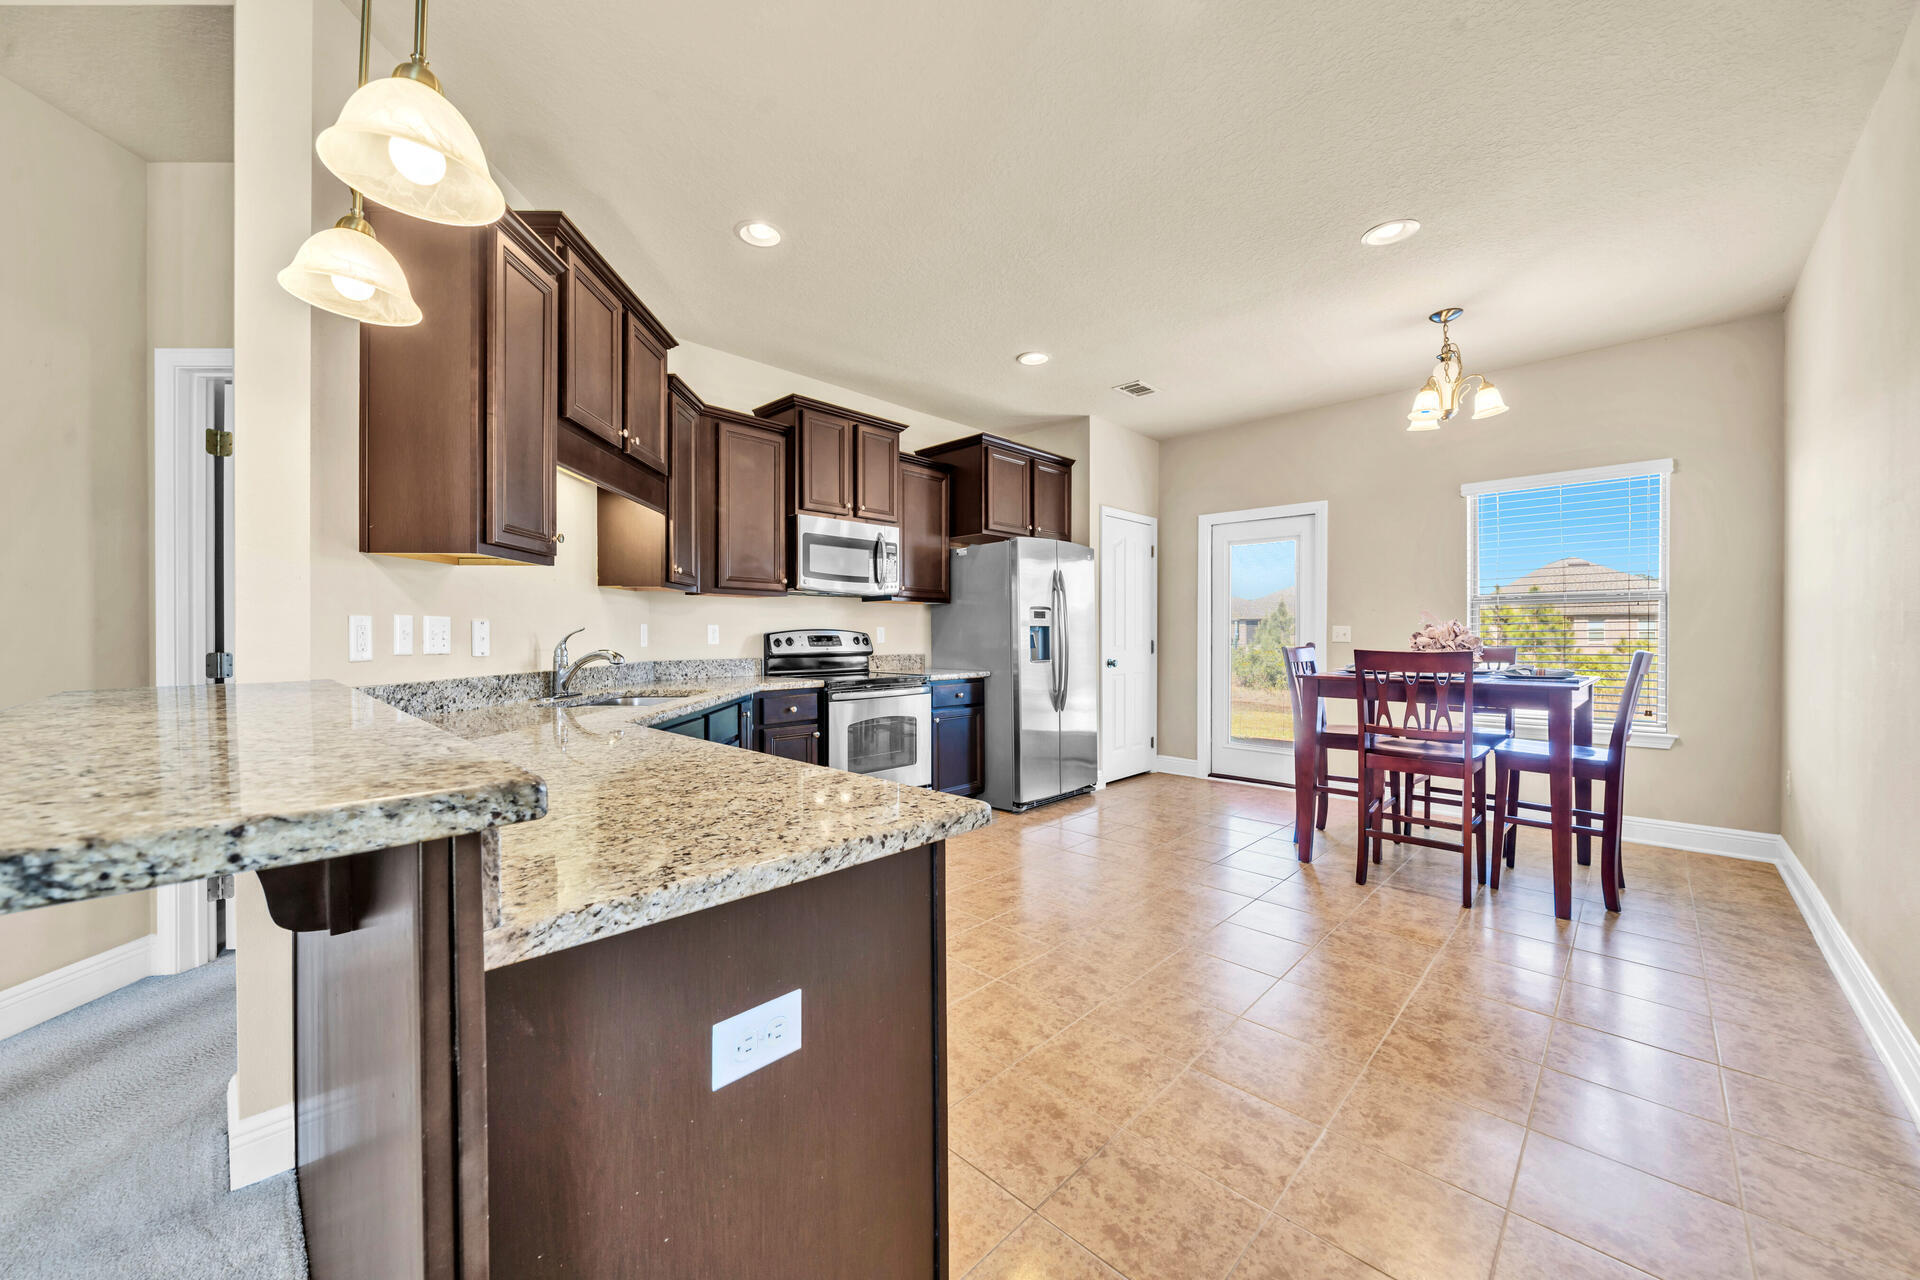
left=871, top=535, right=883, bottom=593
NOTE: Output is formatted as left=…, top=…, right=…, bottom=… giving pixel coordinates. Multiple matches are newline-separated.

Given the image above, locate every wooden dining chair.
left=1281, top=643, right=1386, bottom=834
left=1353, top=649, right=1492, bottom=908
left=1489, top=650, right=1653, bottom=914
left=1412, top=645, right=1518, bottom=823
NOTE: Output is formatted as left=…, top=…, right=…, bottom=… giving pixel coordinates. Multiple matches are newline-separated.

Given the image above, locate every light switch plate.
left=392, top=614, right=414, bottom=656
left=471, top=618, right=490, bottom=657
left=1331, top=625, right=1352, bottom=642
left=348, top=616, right=373, bottom=663
left=711, top=988, right=802, bottom=1090
left=876, top=626, right=886, bottom=644
left=639, top=623, right=649, bottom=648
left=707, top=624, right=720, bottom=646
left=423, top=616, right=452, bottom=655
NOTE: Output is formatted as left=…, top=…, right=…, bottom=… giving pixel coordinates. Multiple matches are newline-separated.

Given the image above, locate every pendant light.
left=279, top=0, right=421, bottom=325
left=316, top=0, right=505, bottom=226
left=1403, top=308, right=1510, bottom=430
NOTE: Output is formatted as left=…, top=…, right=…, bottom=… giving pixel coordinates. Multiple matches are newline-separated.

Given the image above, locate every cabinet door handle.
left=787, top=705, right=798, bottom=713
left=812, top=731, right=820, bottom=738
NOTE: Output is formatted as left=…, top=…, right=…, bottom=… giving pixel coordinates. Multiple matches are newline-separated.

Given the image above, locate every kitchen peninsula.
left=0, top=679, right=989, bottom=1279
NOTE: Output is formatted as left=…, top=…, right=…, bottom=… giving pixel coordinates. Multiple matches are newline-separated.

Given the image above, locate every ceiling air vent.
left=1112, top=380, right=1158, bottom=398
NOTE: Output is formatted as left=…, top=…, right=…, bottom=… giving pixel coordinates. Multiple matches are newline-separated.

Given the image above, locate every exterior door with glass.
left=1209, top=513, right=1322, bottom=783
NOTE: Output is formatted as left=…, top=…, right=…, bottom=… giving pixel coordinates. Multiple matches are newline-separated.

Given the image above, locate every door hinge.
left=1150, top=639, right=1156, bottom=654
left=1150, top=736, right=1156, bottom=749
left=1150, top=546, right=1155, bottom=558
left=205, top=428, right=233, bottom=457
left=206, top=874, right=235, bottom=902
left=206, top=651, right=233, bottom=679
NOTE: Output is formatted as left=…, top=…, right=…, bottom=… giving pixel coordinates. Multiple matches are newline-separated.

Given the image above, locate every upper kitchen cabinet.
left=360, top=209, right=564, bottom=565
left=519, top=211, right=675, bottom=510
left=914, top=433, right=1076, bottom=543
left=596, top=375, right=703, bottom=593
left=895, top=457, right=951, bottom=603
left=702, top=406, right=790, bottom=595
left=753, top=395, right=906, bottom=525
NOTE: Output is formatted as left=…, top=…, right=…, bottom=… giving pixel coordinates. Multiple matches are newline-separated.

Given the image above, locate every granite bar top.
left=417, top=682, right=992, bottom=969
left=0, top=681, right=547, bottom=914
left=927, top=669, right=992, bottom=681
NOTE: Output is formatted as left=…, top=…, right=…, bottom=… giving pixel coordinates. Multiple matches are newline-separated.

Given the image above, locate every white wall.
left=1782, top=8, right=1920, bottom=1033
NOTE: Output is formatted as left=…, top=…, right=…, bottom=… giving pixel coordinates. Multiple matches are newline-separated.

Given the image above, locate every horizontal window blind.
left=1465, top=464, right=1668, bottom=728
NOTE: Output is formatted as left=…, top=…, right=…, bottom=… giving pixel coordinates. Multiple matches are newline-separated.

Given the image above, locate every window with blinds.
left=1463, top=461, right=1670, bottom=729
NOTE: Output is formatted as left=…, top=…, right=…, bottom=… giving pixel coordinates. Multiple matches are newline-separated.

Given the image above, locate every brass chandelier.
left=1406, top=307, right=1509, bottom=430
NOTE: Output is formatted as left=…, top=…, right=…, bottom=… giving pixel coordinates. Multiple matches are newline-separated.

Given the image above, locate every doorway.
left=1199, top=503, right=1326, bottom=784
left=152, top=348, right=234, bottom=971
left=1099, top=507, right=1157, bottom=783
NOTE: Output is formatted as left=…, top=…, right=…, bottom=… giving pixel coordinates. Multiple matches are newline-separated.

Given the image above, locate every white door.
left=1100, top=508, right=1157, bottom=782
left=1208, top=512, right=1322, bottom=783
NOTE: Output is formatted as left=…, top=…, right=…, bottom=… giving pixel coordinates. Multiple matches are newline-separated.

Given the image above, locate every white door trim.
left=153, top=348, right=232, bottom=974
left=1098, top=506, right=1158, bottom=785
left=1196, top=501, right=1329, bottom=781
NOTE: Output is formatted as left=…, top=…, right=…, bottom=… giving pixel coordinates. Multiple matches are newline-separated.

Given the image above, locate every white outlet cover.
left=423, top=616, right=452, bottom=655
left=1331, top=625, right=1353, bottom=642
left=348, top=615, right=373, bottom=663
left=707, top=624, right=720, bottom=645
left=392, top=614, right=414, bottom=656
left=876, top=626, right=886, bottom=644
left=711, top=989, right=801, bottom=1091
left=471, top=618, right=490, bottom=657
left=639, top=623, right=648, bottom=648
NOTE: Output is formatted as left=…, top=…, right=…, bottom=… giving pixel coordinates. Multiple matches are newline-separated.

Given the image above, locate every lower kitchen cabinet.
left=755, top=690, right=822, bottom=763
left=655, top=697, right=751, bottom=747
left=930, top=680, right=985, bottom=797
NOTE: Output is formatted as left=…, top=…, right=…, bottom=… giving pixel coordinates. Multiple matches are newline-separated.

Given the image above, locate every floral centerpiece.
left=1408, top=611, right=1482, bottom=654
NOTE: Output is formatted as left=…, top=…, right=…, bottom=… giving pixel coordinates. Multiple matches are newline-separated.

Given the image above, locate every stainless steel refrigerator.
left=932, top=537, right=1097, bottom=811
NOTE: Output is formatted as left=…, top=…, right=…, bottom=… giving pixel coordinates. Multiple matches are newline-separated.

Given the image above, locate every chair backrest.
left=1607, top=650, right=1654, bottom=756
left=1481, top=645, right=1518, bottom=668
left=1353, top=648, right=1476, bottom=756
left=1281, top=643, right=1320, bottom=735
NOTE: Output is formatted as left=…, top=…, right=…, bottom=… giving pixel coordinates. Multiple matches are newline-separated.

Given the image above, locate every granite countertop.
left=0, top=681, right=547, bottom=914
left=419, top=682, right=992, bottom=969
left=928, top=669, right=992, bottom=681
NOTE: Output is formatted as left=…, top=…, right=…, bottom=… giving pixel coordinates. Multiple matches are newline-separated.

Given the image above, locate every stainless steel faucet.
left=552, top=627, right=626, bottom=697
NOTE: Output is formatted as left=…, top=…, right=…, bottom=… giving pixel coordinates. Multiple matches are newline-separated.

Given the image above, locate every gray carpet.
left=0, top=955, right=308, bottom=1278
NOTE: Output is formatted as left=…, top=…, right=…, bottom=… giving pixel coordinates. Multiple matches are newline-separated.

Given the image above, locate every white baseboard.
left=1153, top=755, right=1204, bottom=778
left=0, top=935, right=158, bottom=1042
left=1618, top=815, right=1785, bottom=863
left=1772, top=841, right=1920, bottom=1125
left=226, top=1074, right=295, bottom=1190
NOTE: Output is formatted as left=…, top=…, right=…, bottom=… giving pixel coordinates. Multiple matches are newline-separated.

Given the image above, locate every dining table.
left=1291, top=669, right=1598, bottom=919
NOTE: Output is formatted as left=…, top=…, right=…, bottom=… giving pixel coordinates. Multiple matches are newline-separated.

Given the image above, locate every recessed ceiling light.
left=1360, top=218, right=1422, bottom=247
left=1015, top=351, right=1050, bottom=366
left=735, top=220, right=782, bottom=247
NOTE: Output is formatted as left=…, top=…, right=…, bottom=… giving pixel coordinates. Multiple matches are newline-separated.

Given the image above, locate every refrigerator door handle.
left=1051, top=569, right=1068, bottom=712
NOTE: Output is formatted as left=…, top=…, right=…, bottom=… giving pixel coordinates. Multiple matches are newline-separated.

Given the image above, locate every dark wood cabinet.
left=520, top=211, right=676, bottom=511
left=916, top=433, right=1075, bottom=544
left=896, top=457, right=951, bottom=603
left=755, top=395, right=908, bottom=526
left=594, top=377, right=702, bottom=593
left=655, top=696, right=751, bottom=747
left=704, top=407, right=790, bottom=595
left=361, top=209, right=564, bottom=565
left=756, top=691, right=821, bottom=762
left=758, top=721, right=821, bottom=763
left=931, top=681, right=985, bottom=797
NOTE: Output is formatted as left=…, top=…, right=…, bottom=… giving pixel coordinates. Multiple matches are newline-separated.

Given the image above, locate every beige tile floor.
left=942, top=773, right=1920, bottom=1280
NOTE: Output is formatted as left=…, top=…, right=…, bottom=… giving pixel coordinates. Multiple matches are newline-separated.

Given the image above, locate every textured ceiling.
left=363, top=0, right=1912, bottom=436
left=0, top=5, right=232, bottom=161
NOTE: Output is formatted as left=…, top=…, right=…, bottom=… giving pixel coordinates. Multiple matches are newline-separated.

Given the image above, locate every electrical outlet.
left=471, top=618, right=490, bottom=657
left=707, top=624, right=720, bottom=646
left=876, top=626, right=886, bottom=644
left=711, top=989, right=802, bottom=1090
left=1331, top=625, right=1352, bottom=642
left=392, top=614, right=414, bottom=656
left=639, top=623, right=649, bottom=648
left=423, top=616, right=452, bottom=655
left=348, top=616, right=374, bottom=662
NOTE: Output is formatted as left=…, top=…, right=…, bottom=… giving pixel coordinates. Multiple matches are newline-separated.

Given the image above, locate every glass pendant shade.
left=277, top=219, right=422, bottom=326
left=1471, top=380, right=1509, bottom=419
left=1405, top=415, right=1441, bottom=432
left=1409, top=376, right=1442, bottom=420
left=317, top=76, right=505, bottom=226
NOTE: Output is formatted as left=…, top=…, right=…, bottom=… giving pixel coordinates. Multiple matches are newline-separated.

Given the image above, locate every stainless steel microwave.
left=792, top=513, right=901, bottom=598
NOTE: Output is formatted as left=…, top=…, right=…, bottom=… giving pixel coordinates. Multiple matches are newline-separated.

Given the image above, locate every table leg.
left=1573, top=696, right=1595, bottom=868
left=1294, top=683, right=1319, bottom=862
left=1549, top=692, right=1574, bottom=920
